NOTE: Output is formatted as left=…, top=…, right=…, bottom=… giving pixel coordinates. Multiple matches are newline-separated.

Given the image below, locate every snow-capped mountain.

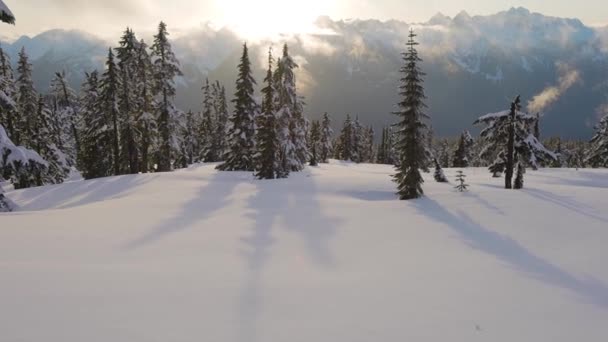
left=1, top=7, right=607, bottom=138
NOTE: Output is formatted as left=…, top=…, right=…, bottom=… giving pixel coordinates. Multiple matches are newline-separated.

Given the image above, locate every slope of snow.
left=2, top=162, right=608, bottom=341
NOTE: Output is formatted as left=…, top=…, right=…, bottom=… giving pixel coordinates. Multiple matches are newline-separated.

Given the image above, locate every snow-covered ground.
left=1, top=162, right=608, bottom=341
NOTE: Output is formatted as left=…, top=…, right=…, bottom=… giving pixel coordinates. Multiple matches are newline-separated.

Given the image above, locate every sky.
left=2, top=0, right=608, bottom=41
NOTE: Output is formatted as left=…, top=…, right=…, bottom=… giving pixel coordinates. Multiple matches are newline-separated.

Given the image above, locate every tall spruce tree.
left=15, top=47, right=38, bottom=148
left=116, top=28, right=140, bottom=174
left=254, top=49, right=282, bottom=179
left=177, top=110, right=197, bottom=168
left=135, top=39, right=156, bottom=173
left=392, top=29, right=430, bottom=200
left=274, top=44, right=307, bottom=172
left=80, top=71, right=113, bottom=179
left=309, top=120, right=321, bottom=166
left=151, top=22, right=183, bottom=172
left=199, top=78, right=217, bottom=162
left=337, top=114, right=354, bottom=161
left=453, top=130, right=474, bottom=168
left=99, top=48, right=121, bottom=175
left=0, top=44, right=17, bottom=140
left=49, top=71, right=80, bottom=167
left=218, top=43, right=258, bottom=171
left=214, top=82, right=229, bottom=161
left=586, top=113, right=608, bottom=167
left=320, top=112, right=333, bottom=163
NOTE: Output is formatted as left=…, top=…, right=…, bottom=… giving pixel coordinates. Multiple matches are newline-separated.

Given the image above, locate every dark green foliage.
left=320, top=113, right=333, bottom=163
left=392, top=29, right=430, bottom=200
left=453, top=130, right=474, bottom=168
left=218, top=43, right=257, bottom=171
left=433, top=158, right=448, bottom=183
left=99, top=48, right=121, bottom=175
left=309, top=120, right=321, bottom=166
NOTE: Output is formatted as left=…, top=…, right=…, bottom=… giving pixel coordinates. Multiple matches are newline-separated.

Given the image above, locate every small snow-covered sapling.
left=455, top=170, right=469, bottom=192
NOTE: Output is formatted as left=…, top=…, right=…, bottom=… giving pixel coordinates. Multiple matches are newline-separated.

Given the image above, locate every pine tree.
left=586, top=113, right=608, bottom=167
left=274, top=44, right=307, bottom=172
left=474, top=95, right=556, bottom=188
left=437, top=139, right=450, bottom=167
left=151, top=22, right=183, bottom=172
left=99, top=48, right=121, bottom=175
left=199, top=78, right=217, bottom=162
left=453, top=130, right=474, bottom=168
left=79, top=71, right=113, bottom=179
left=489, top=151, right=506, bottom=177
left=218, top=43, right=258, bottom=171
left=434, top=158, right=448, bottom=183
left=454, top=170, right=469, bottom=192
left=309, top=120, right=321, bottom=166
left=254, top=49, right=282, bottom=179
left=1, top=124, right=49, bottom=189
left=0, top=44, right=17, bottom=141
left=135, top=39, right=156, bottom=173
left=15, top=47, right=38, bottom=148
left=116, top=28, right=141, bottom=174
left=214, top=83, right=229, bottom=161
left=320, top=112, right=333, bottom=163
left=177, top=110, right=197, bottom=168
left=393, top=30, right=430, bottom=200
left=49, top=71, right=80, bottom=167
left=34, top=95, right=69, bottom=184
left=337, top=114, right=354, bottom=161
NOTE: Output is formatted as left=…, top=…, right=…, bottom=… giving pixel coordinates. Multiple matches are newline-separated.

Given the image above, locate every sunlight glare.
left=214, top=0, right=332, bottom=39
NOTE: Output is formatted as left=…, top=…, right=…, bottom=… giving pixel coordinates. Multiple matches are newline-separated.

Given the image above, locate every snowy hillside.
left=2, top=162, right=608, bottom=341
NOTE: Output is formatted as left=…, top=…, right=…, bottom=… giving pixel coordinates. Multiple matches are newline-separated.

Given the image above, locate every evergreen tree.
left=99, top=48, right=121, bottom=175
left=309, top=120, right=321, bottom=166
left=115, top=28, right=140, bottom=174
left=0, top=45, right=17, bottom=141
left=1, top=124, right=49, bottom=189
left=433, top=158, right=448, bottom=183
left=199, top=78, right=217, bottom=162
left=79, top=71, right=113, bottom=179
left=437, top=139, right=450, bottom=167
left=49, top=71, right=80, bottom=167
left=218, top=43, right=258, bottom=171
left=34, top=95, right=69, bottom=184
left=135, top=39, right=156, bottom=173
left=454, top=170, right=469, bottom=192
left=489, top=151, right=506, bottom=177
left=452, top=130, right=474, bottom=168
left=151, top=22, right=183, bottom=172
left=254, top=49, right=282, bottom=179
left=586, top=113, right=608, bottom=167
left=337, top=114, right=354, bottom=161
left=392, top=30, right=430, bottom=200
left=213, top=82, right=229, bottom=161
left=474, top=95, right=556, bottom=188
left=274, top=44, right=307, bottom=172
left=320, top=112, right=333, bottom=163
left=15, top=47, right=38, bottom=148
left=177, top=110, right=197, bottom=168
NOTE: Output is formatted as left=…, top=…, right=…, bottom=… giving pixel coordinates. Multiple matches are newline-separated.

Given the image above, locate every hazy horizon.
left=2, top=0, right=607, bottom=42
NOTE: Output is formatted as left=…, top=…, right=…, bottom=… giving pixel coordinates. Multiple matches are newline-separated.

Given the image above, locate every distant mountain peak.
left=453, top=10, right=472, bottom=24
left=428, top=12, right=452, bottom=26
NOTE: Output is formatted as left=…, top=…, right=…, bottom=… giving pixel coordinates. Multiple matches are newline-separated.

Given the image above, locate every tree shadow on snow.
left=236, top=170, right=339, bottom=342
left=123, top=170, right=244, bottom=249
left=414, top=197, right=608, bottom=310
left=522, top=188, right=608, bottom=224
left=9, top=174, right=156, bottom=211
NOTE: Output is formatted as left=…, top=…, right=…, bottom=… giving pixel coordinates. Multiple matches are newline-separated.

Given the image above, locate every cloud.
left=527, top=62, right=581, bottom=114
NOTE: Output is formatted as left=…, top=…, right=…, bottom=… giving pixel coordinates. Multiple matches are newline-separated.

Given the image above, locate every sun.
left=214, top=0, right=331, bottom=40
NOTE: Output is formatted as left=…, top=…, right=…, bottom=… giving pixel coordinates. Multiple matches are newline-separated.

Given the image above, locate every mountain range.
left=1, top=7, right=608, bottom=139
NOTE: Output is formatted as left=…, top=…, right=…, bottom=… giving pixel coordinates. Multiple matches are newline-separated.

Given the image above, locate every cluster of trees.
left=2, top=8, right=608, bottom=202
left=220, top=44, right=325, bottom=179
